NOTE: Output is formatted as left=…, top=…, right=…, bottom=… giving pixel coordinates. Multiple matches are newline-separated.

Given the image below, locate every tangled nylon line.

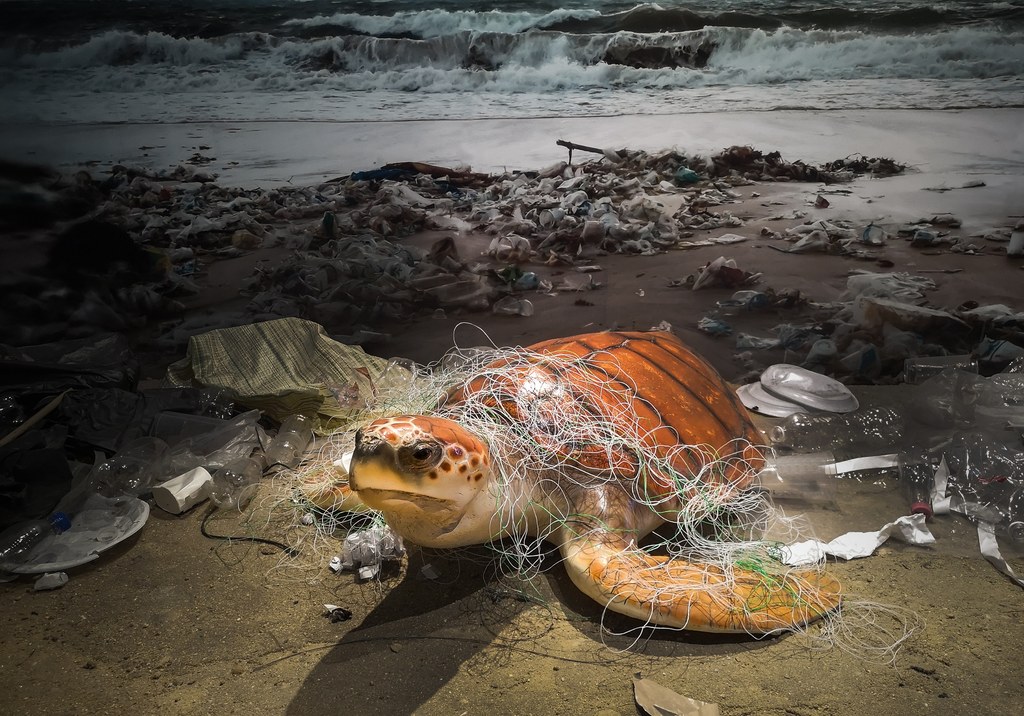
left=293, top=338, right=919, bottom=659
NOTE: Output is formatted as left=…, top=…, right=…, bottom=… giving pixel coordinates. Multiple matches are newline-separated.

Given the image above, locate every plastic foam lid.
left=759, top=364, right=859, bottom=413
left=737, top=382, right=808, bottom=418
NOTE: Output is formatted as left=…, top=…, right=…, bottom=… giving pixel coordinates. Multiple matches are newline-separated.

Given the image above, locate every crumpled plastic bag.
left=331, top=525, right=406, bottom=580
left=691, top=256, right=762, bottom=290
left=839, top=271, right=937, bottom=302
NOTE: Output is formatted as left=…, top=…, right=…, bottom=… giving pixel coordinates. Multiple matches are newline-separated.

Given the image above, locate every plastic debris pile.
left=0, top=146, right=906, bottom=350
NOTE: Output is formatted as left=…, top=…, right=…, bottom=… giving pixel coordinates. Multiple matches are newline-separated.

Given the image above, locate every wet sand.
left=1, top=110, right=1023, bottom=715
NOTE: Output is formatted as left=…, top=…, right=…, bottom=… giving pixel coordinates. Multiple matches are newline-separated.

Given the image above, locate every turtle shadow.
left=284, top=541, right=784, bottom=714
left=284, top=546, right=532, bottom=715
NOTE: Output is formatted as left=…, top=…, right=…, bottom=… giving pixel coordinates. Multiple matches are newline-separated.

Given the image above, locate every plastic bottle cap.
left=909, top=501, right=933, bottom=519
left=49, top=511, right=72, bottom=533
left=1008, top=521, right=1024, bottom=543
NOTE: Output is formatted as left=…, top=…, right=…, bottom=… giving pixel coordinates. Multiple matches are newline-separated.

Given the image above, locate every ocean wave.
left=708, top=26, right=1024, bottom=84
left=6, top=30, right=274, bottom=68
left=282, top=8, right=603, bottom=39
left=8, top=24, right=1023, bottom=86
left=281, top=2, right=1024, bottom=39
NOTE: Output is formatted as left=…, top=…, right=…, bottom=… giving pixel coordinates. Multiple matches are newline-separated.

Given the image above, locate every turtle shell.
left=444, top=330, right=764, bottom=498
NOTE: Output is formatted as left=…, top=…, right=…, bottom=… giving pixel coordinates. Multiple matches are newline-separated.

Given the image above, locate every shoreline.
left=2, top=108, right=1022, bottom=192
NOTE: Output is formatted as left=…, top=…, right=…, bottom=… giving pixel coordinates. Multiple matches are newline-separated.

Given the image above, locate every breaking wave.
left=284, top=3, right=1024, bottom=39
left=7, top=24, right=1023, bottom=89
left=1, top=2, right=1022, bottom=124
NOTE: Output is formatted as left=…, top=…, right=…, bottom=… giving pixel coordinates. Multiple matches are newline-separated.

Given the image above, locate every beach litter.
left=633, top=675, right=719, bottom=716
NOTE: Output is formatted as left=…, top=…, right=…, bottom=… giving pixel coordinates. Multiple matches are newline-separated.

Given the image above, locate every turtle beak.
left=349, top=427, right=379, bottom=492
left=348, top=427, right=413, bottom=495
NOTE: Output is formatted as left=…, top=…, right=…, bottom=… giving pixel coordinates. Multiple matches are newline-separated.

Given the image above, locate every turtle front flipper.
left=558, top=528, right=842, bottom=634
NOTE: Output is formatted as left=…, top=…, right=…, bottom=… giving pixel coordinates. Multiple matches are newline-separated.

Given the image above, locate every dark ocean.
left=1, top=1, right=1023, bottom=124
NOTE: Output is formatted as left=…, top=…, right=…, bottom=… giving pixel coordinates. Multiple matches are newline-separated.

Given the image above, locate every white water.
left=1, top=23, right=1022, bottom=126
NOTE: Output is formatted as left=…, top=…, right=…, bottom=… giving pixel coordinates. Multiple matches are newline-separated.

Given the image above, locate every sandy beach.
left=2, top=106, right=1023, bottom=715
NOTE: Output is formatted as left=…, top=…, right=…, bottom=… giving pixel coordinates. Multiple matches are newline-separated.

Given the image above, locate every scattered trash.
left=323, top=604, right=353, bottom=623
left=923, top=180, right=987, bottom=192
left=735, top=333, right=779, bottom=350
left=674, top=166, right=701, bottom=185
left=0, top=493, right=150, bottom=574
left=904, top=354, right=978, bottom=385
left=265, top=414, right=314, bottom=469
left=782, top=514, right=935, bottom=566
left=1008, top=221, right=1024, bottom=257
left=691, top=256, right=762, bottom=290
left=337, top=525, right=406, bottom=581
left=697, top=316, right=732, bottom=336
left=633, top=674, right=720, bottom=716
left=152, top=467, right=213, bottom=515
left=860, top=222, right=886, bottom=246
left=209, top=457, right=262, bottom=511
left=492, top=296, right=535, bottom=316
left=33, top=571, right=69, bottom=591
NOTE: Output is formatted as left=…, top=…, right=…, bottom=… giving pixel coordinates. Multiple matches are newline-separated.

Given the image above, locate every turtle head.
left=350, top=415, right=498, bottom=547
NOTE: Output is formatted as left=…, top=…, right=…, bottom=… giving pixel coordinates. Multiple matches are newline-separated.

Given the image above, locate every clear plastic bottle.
left=265, top=415, right=313, bottom=468
left=0, top=512, right=72, bottom=565
left=209, top=457, right=262, bottom=511
left=755, top=451, right=838, bottom=504
left=942, top=432, right=1024, bottom=541
left=768, top=406, right=905, bottom=453
left=999, top=488, right=1024, bottom=543
left=897, top=450, right=934, bottom=519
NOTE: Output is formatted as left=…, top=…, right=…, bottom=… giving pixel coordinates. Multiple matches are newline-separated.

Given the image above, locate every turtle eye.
left=401, top=441, right=442, bottom=470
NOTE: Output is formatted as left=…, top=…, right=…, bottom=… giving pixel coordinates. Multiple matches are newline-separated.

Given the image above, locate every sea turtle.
left=343, top=330, right=841, bottom=634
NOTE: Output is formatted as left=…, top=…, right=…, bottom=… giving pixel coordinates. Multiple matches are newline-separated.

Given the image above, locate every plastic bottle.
left=951, top=479, right=1024, bottom=544
left=993, top=486, right=1024, bottom=543
left=265, top=415, right=313, bottom=468
left=755, top=452, right=838, bottom=504
left=209, top=457, right=262, bottom=510
left=897, top=451, right=934, bottom=519
left=91, top=437, right=169, bottom=497
left=0, top=512, right=72, bottom=565
left=768, top=406, right=905, bottom=453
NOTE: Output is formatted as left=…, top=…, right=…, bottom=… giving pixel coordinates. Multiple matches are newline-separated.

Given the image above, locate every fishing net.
left=277, top=328, right=918, bottom=660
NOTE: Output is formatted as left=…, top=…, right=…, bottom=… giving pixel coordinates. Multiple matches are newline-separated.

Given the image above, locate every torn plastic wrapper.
left=334, top=525, right=406, bottom=580
left=781, top=514, right=935, bottom=567
left=633, top=675, right=719, bottom=716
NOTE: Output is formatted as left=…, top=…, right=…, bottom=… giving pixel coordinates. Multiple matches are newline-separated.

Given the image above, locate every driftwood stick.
left=556, top=139, right=605, bottom=166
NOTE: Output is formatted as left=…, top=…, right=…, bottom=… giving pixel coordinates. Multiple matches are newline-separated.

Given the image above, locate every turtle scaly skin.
left=347, top=331, right=841, bottom=634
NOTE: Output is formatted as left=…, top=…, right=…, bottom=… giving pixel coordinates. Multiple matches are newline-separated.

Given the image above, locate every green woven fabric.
left=165, top=318, right=389, bottom=432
